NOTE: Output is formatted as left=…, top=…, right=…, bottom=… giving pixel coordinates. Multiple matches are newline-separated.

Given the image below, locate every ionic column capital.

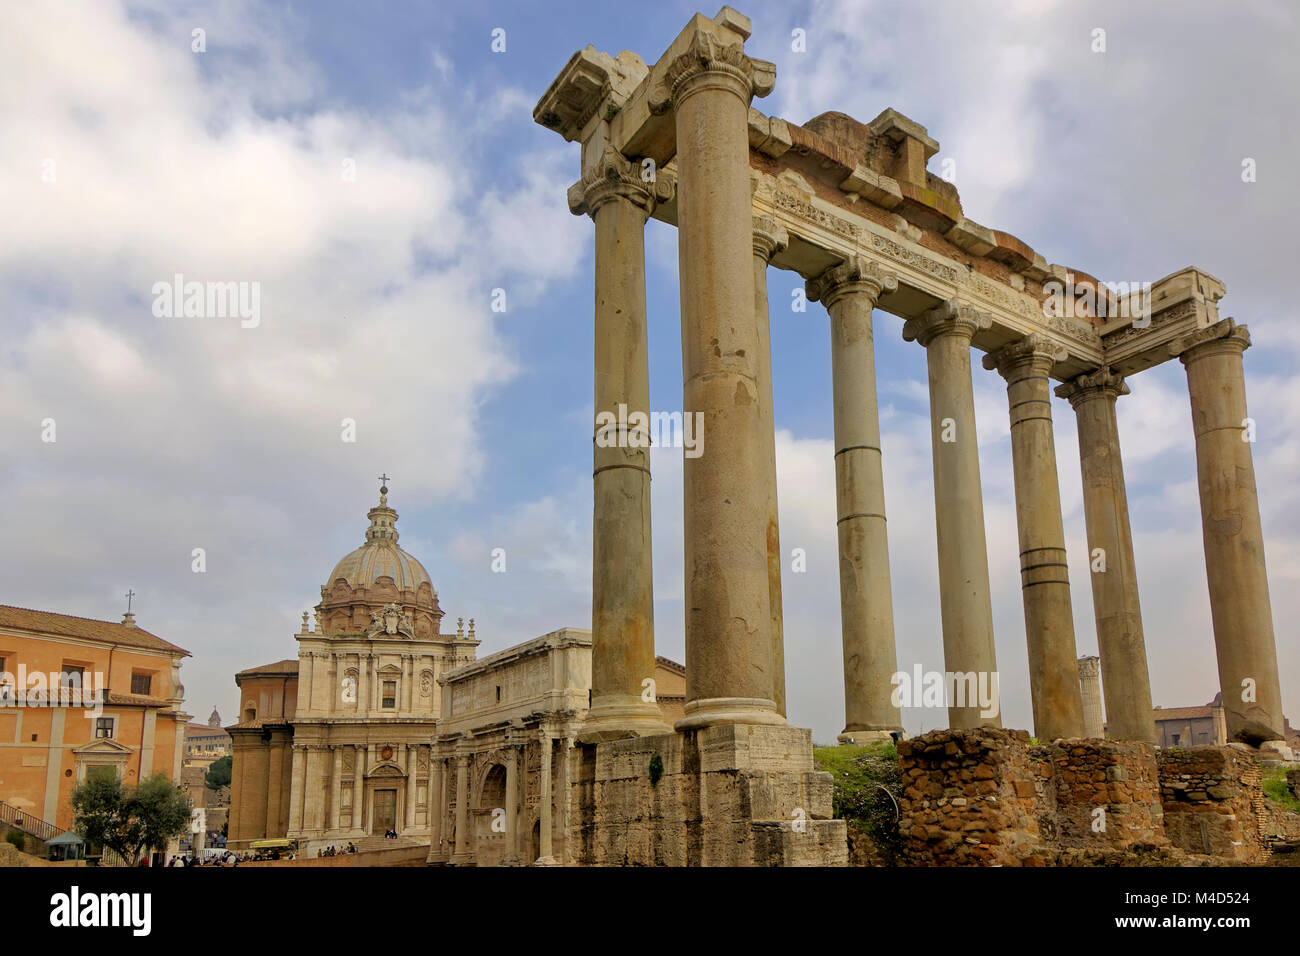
left=806, top=256, right=897, bottom=309
left=1170, top=318, right=1251, bottom=364
left=567, top=144, right=673, bottom=218
left=650, top=32, right=775, bottom=112
left=982, top=333, right=1066, bottom=381
left=1054, top=366, right=1130, bottom=407
left=752, top=214, right=788, bottom=262
left=902, top=299, right=991, bottom=347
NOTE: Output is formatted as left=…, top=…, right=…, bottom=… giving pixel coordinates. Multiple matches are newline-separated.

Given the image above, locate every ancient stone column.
left=559, top=734, right=575, bottom=864
left=351, top=744, right=365, bottom=833
left=405, top=745, right=418, bottom=830
left=1171, top=320, right=1285, bottom=747
left=808, top=257, right=903, bottom=743
left=985, top=336, right=1085, bottom=740
left=427, top=755, right=445, bottom=862
left=536, top=731, right=555, bottom=864
left=662, top=33, right=784, bottom=730
left=329, top=745, right=343, bottom=831
left=452, top=747, right=470, bottom=864
left=503, top=736, right=520, bottom=865
left=1077, top=656, right=1104, bottom=738
left=572, top=146, right=672, bottom=742
left=902, top=301, right=1000, bottom=729
left=1055, top=368, right=1156, bottom=743
left=753, top=215, right=788, bottom=717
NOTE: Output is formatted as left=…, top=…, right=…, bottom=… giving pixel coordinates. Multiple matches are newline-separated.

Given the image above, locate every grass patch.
left=1262, top=767, right=1300, bottom=813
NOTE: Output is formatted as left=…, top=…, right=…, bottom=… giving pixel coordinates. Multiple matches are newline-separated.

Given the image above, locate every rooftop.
left=0, top=604, right=189, bottom=657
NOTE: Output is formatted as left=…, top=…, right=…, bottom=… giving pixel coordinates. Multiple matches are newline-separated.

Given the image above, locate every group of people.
left=316, top=843, right=358, bottom=857
left=167, top=852, right=245, bottom=867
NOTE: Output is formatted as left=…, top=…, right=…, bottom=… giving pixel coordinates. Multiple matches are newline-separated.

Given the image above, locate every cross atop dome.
left=377, top=473, right=391, bottom=507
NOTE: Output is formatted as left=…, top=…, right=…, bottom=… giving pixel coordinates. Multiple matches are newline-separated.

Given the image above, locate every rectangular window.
left=382, top=681, right=397, bottom=709
left=94, top=717, right=114, bottom=739
left=60, top=664, right=85, bottom=689
left=130, top=672, right=152, bottom=695
left=86, top=765, right=115, bottom=783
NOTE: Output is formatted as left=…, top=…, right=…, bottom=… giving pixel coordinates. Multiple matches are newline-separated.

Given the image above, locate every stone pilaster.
left=329, top=745, right=343, bottom=831
left=298, top=651, right=314, bottom=716
left=287, top=745, right=306, bottom=834
left=753, top=215, right=789, bottom=717
left=351, top=744, right=365, bottom=834
left=265, top=740, right=284, bottom=836
left=985, top=335, right=1085, bottom=740
left=902, top=301, right=1000, bottom=729
left=808, top=256, right=903, bottom=743
left=1077, top=656, right=1104, bottom=739
left=571, top=146, right=672, bottom=742
left=1171, top=320, right=1286, bottom=747
left=663, top=31, right=785, bottom=731
left=405, top=745, right=418, bottom=830
left=1055, top=368, right=1156, bottom=743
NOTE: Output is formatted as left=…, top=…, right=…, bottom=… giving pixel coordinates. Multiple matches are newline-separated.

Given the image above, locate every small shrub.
left=814, top=742, right=902, bottom=864
left=4, top=830, right=25, bottom=852
left=648, top=752, right=664, bottom=788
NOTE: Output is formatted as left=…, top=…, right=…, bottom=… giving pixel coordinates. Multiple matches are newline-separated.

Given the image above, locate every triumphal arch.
left=534, top=7, right=1288, bottom=865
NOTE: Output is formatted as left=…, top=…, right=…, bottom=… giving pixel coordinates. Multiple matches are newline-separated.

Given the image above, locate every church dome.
left=324, top=483, right=434, bottom=598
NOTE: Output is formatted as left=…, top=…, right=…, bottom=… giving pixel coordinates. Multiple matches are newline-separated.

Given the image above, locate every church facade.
left=226, top=483, right=685, bottom=862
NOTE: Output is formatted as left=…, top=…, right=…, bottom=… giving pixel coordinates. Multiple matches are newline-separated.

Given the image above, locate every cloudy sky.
left=2, top=0, right=1296, bottom=742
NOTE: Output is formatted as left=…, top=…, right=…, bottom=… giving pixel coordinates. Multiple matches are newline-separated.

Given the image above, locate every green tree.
left=71, top=772, right=192, bottom=865
left=205, top=755, right=232, bottom=791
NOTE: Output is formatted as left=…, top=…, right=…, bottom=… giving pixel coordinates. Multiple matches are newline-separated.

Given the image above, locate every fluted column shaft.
left=1056, top=368, right=1155, bottom=743
left=1077, top=656, right=1104, bottom=738
left=753, top=216, right=788, bottom=716
left=576, top=148, right=671, bottom=741
left=903, top=302, right=1000, bottom=729
left=986, top=337, right=1085, bottom=740
left=669, top=39, right=783, bottom=730
left=1173, top=321, right=1284, bottom=744
left=809, top=258, right=902, bottom=741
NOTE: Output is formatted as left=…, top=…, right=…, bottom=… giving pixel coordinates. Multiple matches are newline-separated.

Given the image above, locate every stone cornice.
left=903, top=299, right=992, bottom=347
left=806, top=255, right=898, bottom=309
left=533, top=47, right=648, bottom=143
left=1170, top=318, right=1250, bottom=363
left=1054, top=367, right=1131, bottom=406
